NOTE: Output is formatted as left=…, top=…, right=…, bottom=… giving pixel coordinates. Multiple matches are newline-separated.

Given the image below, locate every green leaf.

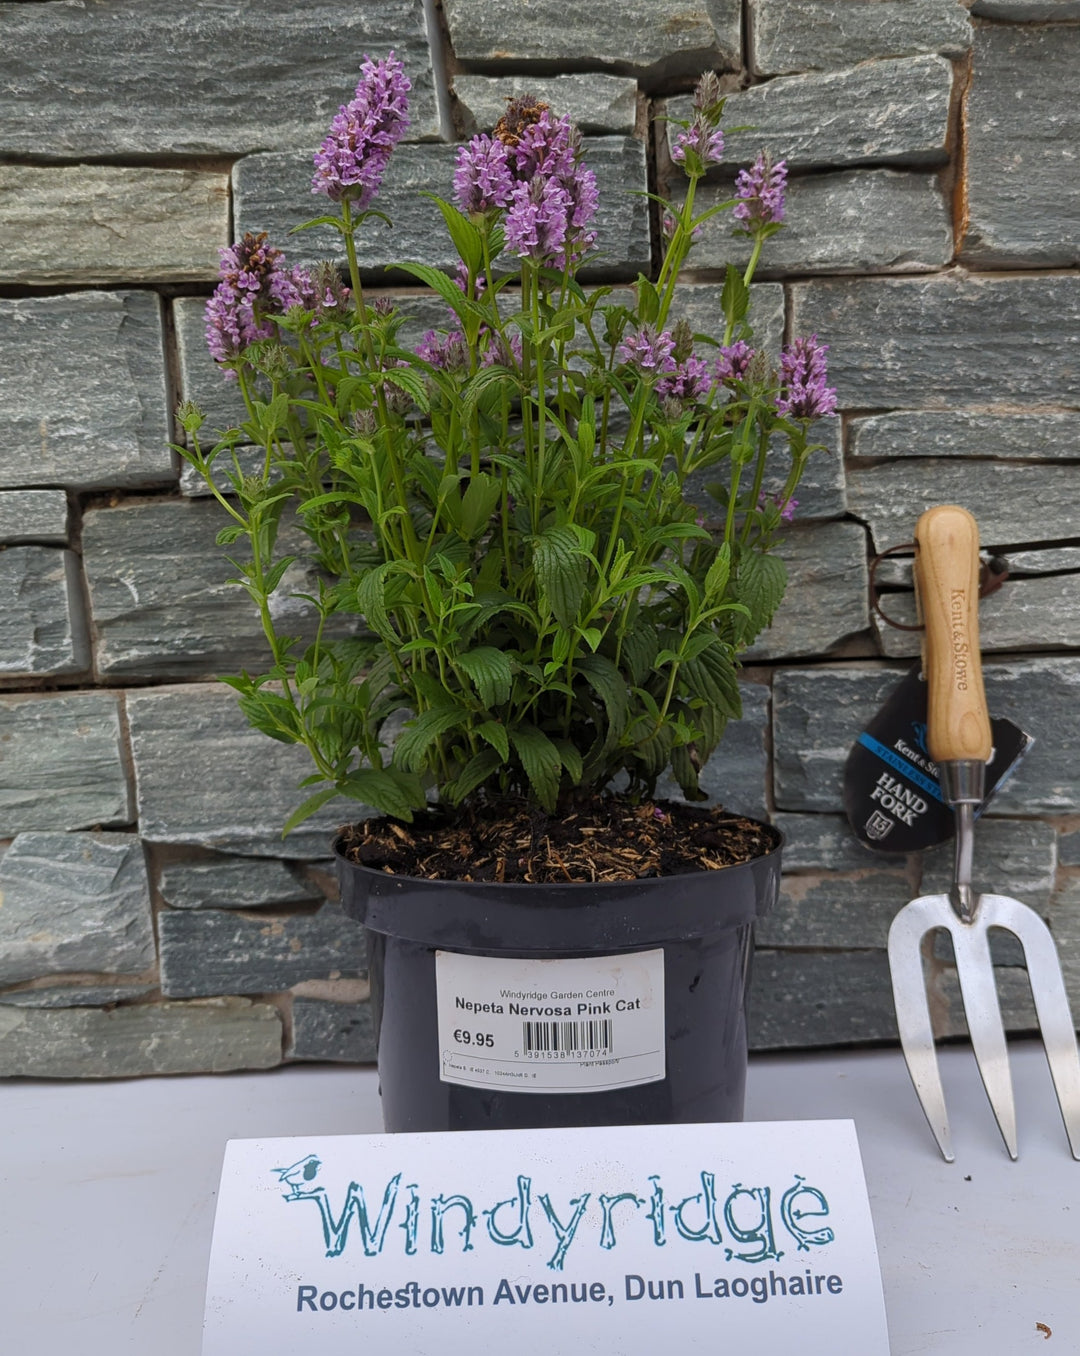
left=635, top=275, right=661, bottom=326
left=476, top=719, right=510, bottom=761
left=381, top=366, right=430, bottom=412
left=681, top=638, right=742, bottom=718
left=282, top=786, right=340, bottom=838
left=577, top=652, right=629, bottom=744
left=460, top=471, right=502, bottom=539
left=510, top=725, right=562, bottom=812
left=704, top=543, right=731, bottom=600
left=738, top=551, right=788, bottom=641
left=620, top=619, right=660, bottom=687
left=355, top=564, right=397, bottom=642
left=421, top=193, right=485, bottom=277
left=394, top=262, right=476, bottom=323
left=216, top=523, right=247, bottom=546
left=444, top=747, right=502, bottom=806
left=457, top=646, right=513, bottom=708
left=553, top=738, right=583, bottom=784
left=721, top=263, right=750, bottom=330
left=393, top=705, right=471, bottom=773
left=339, top=768, right=427, bottom=822
left=532, top=524, right=588, bottom=627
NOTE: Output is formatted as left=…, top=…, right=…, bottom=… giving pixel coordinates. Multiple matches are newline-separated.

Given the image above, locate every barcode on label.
left=522, top=1019, right=613, bottom=1054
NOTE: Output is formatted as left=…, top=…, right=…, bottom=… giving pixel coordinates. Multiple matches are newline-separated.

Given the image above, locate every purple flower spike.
left=734, top=152, right=788, bottom=227
left=672, top=121, right=725, bottom=169
left=657, top=354, right=713, bottom=402
left=454, top=134, right=514, bottom=216
left=504, top=175, right=571, bottom=262
left=777, top=334, right=836, bottom=420
left=205, top=232, right=310, bottom=370
left=415, top=329, right=469, bottom=370
left=616, top=326, right=677, bottom=375
left=312, top=51, right=411, bottom=205
left=714, top=341, right=755, bottom=385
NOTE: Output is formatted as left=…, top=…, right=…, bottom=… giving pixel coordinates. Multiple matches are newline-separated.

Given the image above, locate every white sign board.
left=203, top=1120, right=890, bottom=1355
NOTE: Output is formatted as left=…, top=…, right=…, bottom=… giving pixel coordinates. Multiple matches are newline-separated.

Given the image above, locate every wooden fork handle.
left=913, top=505, right=993, bottom=765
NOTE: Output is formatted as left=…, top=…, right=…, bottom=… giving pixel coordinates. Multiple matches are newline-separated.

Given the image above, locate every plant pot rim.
left=332, top=817, right=783, bottom=894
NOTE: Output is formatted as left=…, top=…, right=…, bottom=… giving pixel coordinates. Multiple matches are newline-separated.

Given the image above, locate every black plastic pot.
left=336, top=824, right=782, bottom=1133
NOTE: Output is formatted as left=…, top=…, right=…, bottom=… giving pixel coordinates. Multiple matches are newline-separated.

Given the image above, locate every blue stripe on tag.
left=857, top=732, right=944, bottom=803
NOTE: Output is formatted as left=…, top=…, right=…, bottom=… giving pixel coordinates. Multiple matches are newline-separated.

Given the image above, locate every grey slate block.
left=453, top=74, right=638, bottom=136
left=0, top=693, right=132, bottom=835
left=921, top=819, right=1056, bottom=911
left=749, top=0, right=972, bottom=75
left=660, top=681, right=771, bottom=820
left=847, top=460, right=1080, bottom=551
left=850, top=411, right=1080, bottom=461
left=0, top=491, right=69, bottom=544
left=0, top=165, right=229, bottom=284
left=962, top=24, right=1080, bottom=268
left=289, top=997, right=377, bottom=1063
left=159, top=902, right=365, bottom=999
left=756, top=869, right=912, bottom=949
left=790, top=275, right=1080, bottom=409
left=0, top=0, right=439, bottom=157
left=160, top=856, right=323, bottom=910
left=174, top=297, right=251, bottom=442
left=441, top=0, right=740, bottom=83
left=773, top=659, right=1080, bottom=815
left=745, top=521, right=869, bottom=661
left=773, top=812, right=905, bottom=871
left=0, top=547, right=89, bottom=676
left=0, top=998, right=282, bottom=1077
left=0, top=982, right=155, bottom=1009
left=668, top=56, right=953, bottom=170
left=1058, top=832, right=1080, bottom=867
left=678, top=170, right=952, bottom=276
left=871, top=574, right=1080, bottom=658
left=82, top=500, right=336, bottom=679
left=127, top=684, right=355, bottom=858
left=0, top=291, right=172, bottom=491
left=748, top=950, right=898, bottom=1049
left=0, top=833, right=154, bottom=988
left=971, top=0, right=1080, bottom=13
left=773, top=663, right=916, bottom=812
left=234, top=138, right=651, bottom=281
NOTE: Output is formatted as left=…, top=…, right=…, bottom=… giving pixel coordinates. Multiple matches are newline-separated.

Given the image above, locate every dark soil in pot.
left=336, top=800, right=782, bottom=1135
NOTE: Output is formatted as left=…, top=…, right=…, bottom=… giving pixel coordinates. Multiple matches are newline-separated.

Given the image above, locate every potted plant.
left=178, top=55, right=835, bottom=1133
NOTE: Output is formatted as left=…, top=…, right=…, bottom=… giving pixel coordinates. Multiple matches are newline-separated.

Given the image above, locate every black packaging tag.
left=843, top=665, right=1033, bottom=852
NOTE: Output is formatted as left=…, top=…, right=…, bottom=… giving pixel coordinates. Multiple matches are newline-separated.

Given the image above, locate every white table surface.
left=3, top=1040, right=1078, bottom=1355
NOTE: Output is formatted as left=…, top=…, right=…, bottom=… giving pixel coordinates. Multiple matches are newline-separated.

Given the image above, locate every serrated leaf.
left=355, top=564, right=396, bottom=642
left=443, top=747, right=502, bottom=806
left=680, top=638, right=742, bottom=719
left=510, top=725, right=562, bottom=812
left=339, top=768, right=426, bottom=822
left=552, top=738, right=583, bottom=784
left=704, top=543, right=731, bottom=600
left=382, top=366, right=430, bottom=412
left=576, top=652, right=628, bottom=748
left=721, top=263, right=750, bottom=329
left=393, top=704, right=470, bottom=773
left=457, top=646, right=513, bottom=708
left=216, top=523, right=246, bottom=546
left=460, top=471, right=502, bottom=539
left=476, top=719, right=510, bottom=761
left=620, top=619, right=660, bottom=687
left=532, top=524, right=588, bottom=627
left=738, top=551, right=788, bottom=641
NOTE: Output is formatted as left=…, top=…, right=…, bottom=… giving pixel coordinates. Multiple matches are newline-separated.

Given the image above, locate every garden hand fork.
left=887, top=505, right=1080, bottom=1162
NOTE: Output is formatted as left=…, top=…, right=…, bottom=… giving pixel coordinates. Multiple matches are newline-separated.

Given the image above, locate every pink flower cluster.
left=453, top=99, right=599, bottom=265
left=205, top=233, right=313, bottom=370
left=312, top=51, right=411, bottom=205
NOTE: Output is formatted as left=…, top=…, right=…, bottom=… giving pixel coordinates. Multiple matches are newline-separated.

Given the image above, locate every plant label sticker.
left=434, top=948, right=665, bottom=1093
left=202, top=1120, right=891, bottom=1356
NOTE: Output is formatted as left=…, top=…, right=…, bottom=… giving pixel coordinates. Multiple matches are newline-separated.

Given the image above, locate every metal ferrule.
left=938, top=759, right=986, bottom=807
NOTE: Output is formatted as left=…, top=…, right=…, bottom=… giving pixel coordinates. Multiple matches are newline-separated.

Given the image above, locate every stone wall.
left=1, top=0, right=1078, bottom=1075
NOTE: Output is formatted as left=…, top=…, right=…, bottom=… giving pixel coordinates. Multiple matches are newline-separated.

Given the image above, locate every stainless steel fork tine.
left=980, top=893, right=1080, bottom=1161
left=888, top=895, right=954, bottom=1163
left=950, top=910, right=1018, bottom=1160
